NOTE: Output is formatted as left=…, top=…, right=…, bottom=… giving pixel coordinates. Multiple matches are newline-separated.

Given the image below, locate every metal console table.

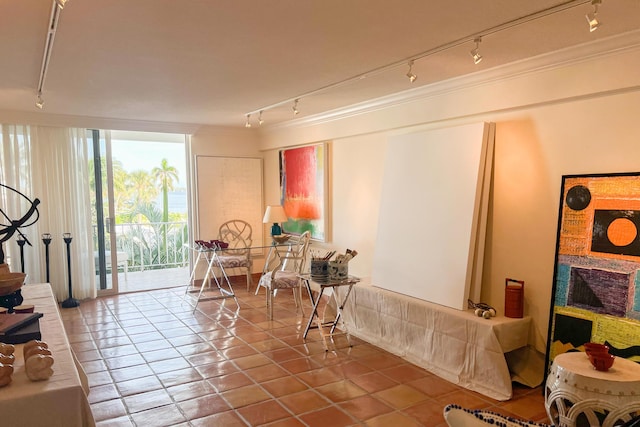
left=300, top=274, right=360, bottom=350
left=185, top=241, right=296, bottom=312
left=184, top=244, right=238, bottom=311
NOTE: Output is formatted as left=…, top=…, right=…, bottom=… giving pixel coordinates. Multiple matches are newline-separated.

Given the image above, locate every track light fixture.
left=244, top=1, right=612, bottom=126
left=586, top=0, right=602, bottom=32
left=35, top=0, right=67, bottom=112
left=406, top=60, right=417, bottom=83
left=258, top=110, right=264, bottom=125
left=470, top=37, right=483, bottom=64
left=245, top=114, right=252, bottom=128
left=35, top=92, right=44, bottom=109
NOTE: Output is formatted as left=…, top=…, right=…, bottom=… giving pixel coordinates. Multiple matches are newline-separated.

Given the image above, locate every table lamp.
left=263, top=205, right=288, bottom=236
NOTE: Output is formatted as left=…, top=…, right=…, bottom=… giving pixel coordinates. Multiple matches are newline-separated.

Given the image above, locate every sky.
left=111, top=140, right=187, bottom=187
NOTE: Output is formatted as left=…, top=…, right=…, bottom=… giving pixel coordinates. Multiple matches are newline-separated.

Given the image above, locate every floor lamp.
left=61, top=232, right=79, bottom=308
left=17, top=237, right=26, bottom=273
left=42, top=233, right=51, bottom=283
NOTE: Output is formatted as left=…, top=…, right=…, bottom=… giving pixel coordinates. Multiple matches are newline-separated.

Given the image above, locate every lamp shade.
left=263, top=205, right=288, bottom=224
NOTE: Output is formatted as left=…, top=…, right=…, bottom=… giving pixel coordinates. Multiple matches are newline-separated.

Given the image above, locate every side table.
left=545, top=351, right=640, bottom=427
left=300, top=274, right=360, bottom=350
left=183, top=245, right=238, bottom=311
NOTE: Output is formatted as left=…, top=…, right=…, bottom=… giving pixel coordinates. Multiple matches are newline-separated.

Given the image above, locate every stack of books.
left=0, top=313, right=43, bottom=344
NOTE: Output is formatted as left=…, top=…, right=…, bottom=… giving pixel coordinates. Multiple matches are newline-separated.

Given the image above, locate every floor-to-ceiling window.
left=89, top=130, right=190, bottom=295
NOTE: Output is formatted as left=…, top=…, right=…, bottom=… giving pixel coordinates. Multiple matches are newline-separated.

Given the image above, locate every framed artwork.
left=279, top=143, right=329, bottom=241
left=545, top=172, right=640, bottom=373
left=195, top=156, right=265, bottom=255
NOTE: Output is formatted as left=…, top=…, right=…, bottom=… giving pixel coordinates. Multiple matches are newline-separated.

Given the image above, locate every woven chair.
left=258, top=231, right=311, bottom=320
left=216, top=220, right=253, bottom=291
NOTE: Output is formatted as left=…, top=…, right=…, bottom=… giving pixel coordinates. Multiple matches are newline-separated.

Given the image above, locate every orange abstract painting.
left=279, top=144, right=327, bottom=241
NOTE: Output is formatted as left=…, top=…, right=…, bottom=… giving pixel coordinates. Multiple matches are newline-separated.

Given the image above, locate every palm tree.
left=88, top=157, right=128, bottom=221
left=152, top=159, right=179, bottom=223
left=127, top=170, right=158, bottom=207
left=152, top=159, right=179, bottom=248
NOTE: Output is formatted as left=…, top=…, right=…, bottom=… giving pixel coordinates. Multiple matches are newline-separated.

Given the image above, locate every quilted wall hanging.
left=546, top=172, right=640, bottom=371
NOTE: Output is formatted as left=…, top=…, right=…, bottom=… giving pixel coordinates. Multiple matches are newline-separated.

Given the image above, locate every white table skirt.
left=0, top=283, right=95, bottom=427
left=336, top=280, right=531, bottom=400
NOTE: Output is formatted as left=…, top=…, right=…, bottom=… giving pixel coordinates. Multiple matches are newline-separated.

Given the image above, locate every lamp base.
left=271, top=223, right=282, bottom=236
left=61, top=297, right=80, bottom=308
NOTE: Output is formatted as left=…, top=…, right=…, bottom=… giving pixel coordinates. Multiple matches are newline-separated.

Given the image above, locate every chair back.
left=281, top=231, right=311, bottom=274
left=218, top=220, right=252, bottom=254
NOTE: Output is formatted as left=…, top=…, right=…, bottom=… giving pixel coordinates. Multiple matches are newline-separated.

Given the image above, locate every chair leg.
left=255, top=277, right=265, bottom=295
left=266, top=288, right=274, bottom=320
left=294, top=286, right=304, bottom=315
left=246, top=268, right=252, bottom=292
left=292, top=287, right=299, bottom=308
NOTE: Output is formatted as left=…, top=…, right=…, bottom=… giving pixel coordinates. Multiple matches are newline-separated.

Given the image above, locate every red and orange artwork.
left=279, top=144, right=326, bottom=240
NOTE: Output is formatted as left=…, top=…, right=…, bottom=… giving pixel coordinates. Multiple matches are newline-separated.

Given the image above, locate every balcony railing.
left=93, top=221, right=188, bottom=272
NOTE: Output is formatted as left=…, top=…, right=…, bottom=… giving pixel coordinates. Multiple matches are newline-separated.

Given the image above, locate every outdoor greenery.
left=90, top=157, right=188, bottom=271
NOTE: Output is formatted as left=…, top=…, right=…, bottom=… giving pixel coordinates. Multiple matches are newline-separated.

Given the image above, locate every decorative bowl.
left=272, top=234, right=290, bottom=244
left=584, top=342, right=609, bottom=356
left=588, top=353, right=615, bottom=371
left=0, top=272, right=26, bottom=297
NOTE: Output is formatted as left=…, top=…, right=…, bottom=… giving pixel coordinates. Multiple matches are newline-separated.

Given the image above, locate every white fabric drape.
left=1, top=124, right=96, bottom=301
left=0, top=125, right=36, bottom=277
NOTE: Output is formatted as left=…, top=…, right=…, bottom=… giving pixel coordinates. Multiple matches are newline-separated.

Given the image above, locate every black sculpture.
left=0, top=183, right=40, bottom=311
left=0, top=183, right=40, bottom=265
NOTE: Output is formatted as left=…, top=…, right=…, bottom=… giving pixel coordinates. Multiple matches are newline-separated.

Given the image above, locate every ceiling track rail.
left=244, top=0, right=592, bottom=119
left=36, top=1, right=62, bottom=103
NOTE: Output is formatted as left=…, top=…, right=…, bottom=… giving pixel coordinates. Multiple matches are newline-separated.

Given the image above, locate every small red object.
left=584, top=342, right=609, bottom=357
left=588, top=353, right=615, bottom=371
left=504, top=278, right=524, bottom=318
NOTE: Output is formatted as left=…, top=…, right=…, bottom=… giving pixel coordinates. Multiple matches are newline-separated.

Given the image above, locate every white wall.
left=188, top=126, right=267, bottom=275
left=5, top=31, right=639, bottom=356
left=256, top=33, right=640, bottom=353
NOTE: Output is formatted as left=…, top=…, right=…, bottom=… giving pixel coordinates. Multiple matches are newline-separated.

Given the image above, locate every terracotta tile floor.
left=60, top=278, right=550, bottom=426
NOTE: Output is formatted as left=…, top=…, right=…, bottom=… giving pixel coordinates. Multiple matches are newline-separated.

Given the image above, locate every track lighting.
left=245, top=114, right=252, bottom=128
left=258, top=110, right=264, bottom=125
left=406, top=60, right=417, bottom=83
left=470, top=37, right=483, bottom=64
left=35, top=92, right=44, bottom=109
left=244, top=2, right=613, bottom=125
left=55, top=0, right=67, bottom=9
left=586, top=0, right=602, bottom=32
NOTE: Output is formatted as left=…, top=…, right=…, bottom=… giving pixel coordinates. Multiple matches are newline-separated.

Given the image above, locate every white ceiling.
left=1, top=0, right=639, bottom=129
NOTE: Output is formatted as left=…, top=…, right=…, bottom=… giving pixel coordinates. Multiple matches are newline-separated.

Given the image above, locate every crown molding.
left=0, top=109, right=203, bottom=134
left=266, top=29, right=640, bottom=131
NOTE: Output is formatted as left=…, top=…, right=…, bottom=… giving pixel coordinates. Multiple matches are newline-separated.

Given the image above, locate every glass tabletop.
left=298, top=273, right=360, bottom=287
left=184, top=242, right=295, bottom=253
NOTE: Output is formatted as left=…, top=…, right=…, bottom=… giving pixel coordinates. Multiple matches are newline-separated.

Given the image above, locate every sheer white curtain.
left=0, top=124, right=96, bottom=301
left=0, top=125, right=37, bottom=277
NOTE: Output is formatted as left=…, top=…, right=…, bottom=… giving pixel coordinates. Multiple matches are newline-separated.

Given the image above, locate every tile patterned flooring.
left=61, top=277, right=550, bottom=426
left=101, top=266, right=190, bottom=294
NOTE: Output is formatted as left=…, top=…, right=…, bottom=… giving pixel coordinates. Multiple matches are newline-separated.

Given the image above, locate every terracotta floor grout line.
left=80, top=298, right=184, bottom=424
left=137, top=292, right=300, bottom=425
left=66, top=284, right=550, bottom=426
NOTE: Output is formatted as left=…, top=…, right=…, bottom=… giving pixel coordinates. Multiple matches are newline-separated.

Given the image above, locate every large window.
left=90, top=130, right=190, bottom=294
